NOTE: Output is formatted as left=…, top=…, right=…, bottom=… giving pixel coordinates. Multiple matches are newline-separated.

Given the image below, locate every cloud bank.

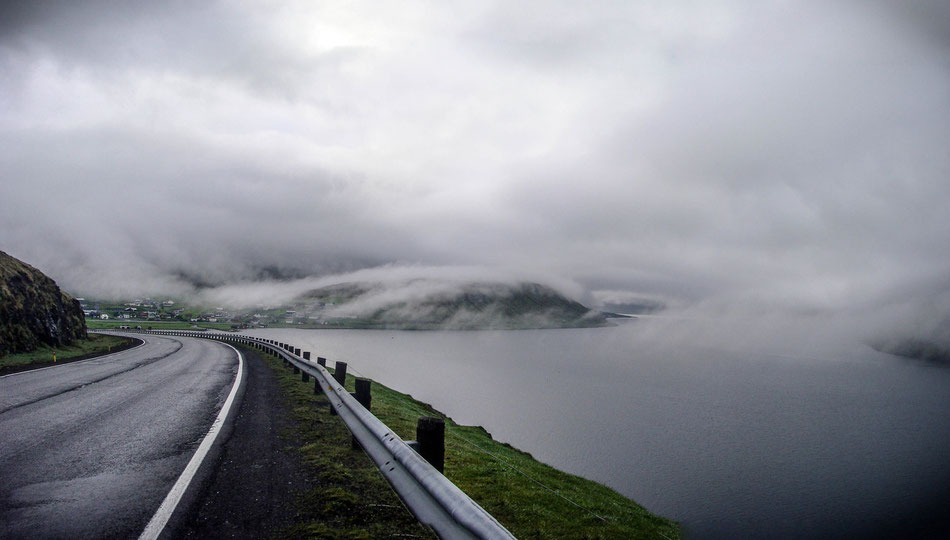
left=2, top=1, right=949, bottom=332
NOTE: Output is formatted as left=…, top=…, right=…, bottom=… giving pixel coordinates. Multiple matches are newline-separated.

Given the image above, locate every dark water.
left=248, top=318, right=950, bottom=538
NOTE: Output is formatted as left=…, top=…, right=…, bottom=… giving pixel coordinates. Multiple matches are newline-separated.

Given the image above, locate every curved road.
left=0, top=333, right=241, bottom=538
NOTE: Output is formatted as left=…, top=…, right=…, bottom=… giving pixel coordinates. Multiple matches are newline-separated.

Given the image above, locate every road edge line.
left=138, top=342, right=245, bottom=540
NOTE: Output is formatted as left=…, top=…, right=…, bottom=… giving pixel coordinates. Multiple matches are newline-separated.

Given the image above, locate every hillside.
left=871, top=312, right=950, bottom=366
left=873, top=336, right=950, bottom=366
left=297, top=280, right=608, bottom=329
left=0, top=250, right=87, bottom=356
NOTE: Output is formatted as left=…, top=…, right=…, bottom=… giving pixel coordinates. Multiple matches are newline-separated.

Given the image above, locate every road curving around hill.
left=0, top=333, right=242, bottom=539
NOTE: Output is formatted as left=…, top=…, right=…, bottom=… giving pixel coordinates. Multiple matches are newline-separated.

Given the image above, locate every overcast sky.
left=2, top=1, right=949, bottom=325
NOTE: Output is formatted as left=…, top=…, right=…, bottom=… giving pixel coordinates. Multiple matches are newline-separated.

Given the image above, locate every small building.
left=100, top=313, right=110, bottom=320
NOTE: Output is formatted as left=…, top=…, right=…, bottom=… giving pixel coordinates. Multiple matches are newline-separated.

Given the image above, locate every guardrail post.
left=303, top=351, right=311, bottom=360
left=333, top=362, right=347, bottom=385
left=317, top=357, right=326, bottom=367
left=294, top=347, right=301, bottom=356
left=349, top=379, right=373, bottom=449
left=353, top=379, right=371, bottom=410
left=416, top=417, right=445, bottom=473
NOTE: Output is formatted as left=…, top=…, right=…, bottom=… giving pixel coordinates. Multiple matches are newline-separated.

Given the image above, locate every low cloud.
left=2, top=1, right=948, bottom=338
left=193, top=264, right=585, bottom=309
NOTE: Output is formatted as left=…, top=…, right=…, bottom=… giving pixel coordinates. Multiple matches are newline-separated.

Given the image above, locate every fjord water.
left=247, top=318, right=950, bottom=538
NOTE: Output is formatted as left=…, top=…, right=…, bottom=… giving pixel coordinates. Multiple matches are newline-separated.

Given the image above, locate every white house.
left=100, top=313, right=110, bottom=320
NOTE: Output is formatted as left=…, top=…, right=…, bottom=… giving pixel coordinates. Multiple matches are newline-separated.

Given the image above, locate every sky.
left=2, top=1, right=949, bottom=334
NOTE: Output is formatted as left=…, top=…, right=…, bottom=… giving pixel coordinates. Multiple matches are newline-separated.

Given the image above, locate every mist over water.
left=248, top=316, right=950, bottom=538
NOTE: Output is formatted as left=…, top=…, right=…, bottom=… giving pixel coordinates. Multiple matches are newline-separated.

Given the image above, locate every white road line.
left=0, top=336, right=147, bottom=380
left=138, top=341, right=245, bottom=540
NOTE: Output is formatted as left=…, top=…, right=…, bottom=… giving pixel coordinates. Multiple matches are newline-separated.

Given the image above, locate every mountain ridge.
left=297, top=280, right=608, bottom=329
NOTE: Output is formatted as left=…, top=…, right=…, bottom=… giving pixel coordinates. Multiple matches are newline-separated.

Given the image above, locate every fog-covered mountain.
left=295, top=280, right=608, bottom=330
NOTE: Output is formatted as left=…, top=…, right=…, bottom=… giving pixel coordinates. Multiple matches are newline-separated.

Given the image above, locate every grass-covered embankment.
left=262, top=346, right=679, bottom=539
left=0, top=333, right=135, bottom=374
left=261, top=350, right=435, bottom=538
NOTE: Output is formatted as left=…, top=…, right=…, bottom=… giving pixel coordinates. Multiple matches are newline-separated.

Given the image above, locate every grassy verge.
left=261, top=349, right=435, bottom=538
left=86, top=320, right=236, bottom=331
left=264, top=347, right=680, bottom=539
left=0, top=333, right=133, bottom=372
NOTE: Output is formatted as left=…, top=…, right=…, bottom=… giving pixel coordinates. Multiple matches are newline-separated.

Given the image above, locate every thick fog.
left=2, top=1, right=949, bottom=339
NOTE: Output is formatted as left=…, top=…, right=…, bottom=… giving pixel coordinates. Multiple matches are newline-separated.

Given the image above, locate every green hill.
left=0, top=250, right=87, bottom=356
left=300, top=280, right=608, bottom=329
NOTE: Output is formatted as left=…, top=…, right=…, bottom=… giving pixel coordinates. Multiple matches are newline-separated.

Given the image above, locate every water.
left=246, top=318, right=950, bottom=538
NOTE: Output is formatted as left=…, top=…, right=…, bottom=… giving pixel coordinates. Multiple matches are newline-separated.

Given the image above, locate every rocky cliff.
left=0, top=250, right=87, bottom=356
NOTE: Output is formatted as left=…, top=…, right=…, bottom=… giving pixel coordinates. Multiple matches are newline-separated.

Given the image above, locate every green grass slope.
left=266, top=343, right=680, bottom=539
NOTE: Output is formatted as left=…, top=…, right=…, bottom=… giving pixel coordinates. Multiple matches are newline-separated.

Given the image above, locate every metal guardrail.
left=132, top=329, right=517, bottom=540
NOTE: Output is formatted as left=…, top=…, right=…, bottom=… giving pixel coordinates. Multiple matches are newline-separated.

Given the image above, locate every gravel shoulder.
left=180, top=346, right=316, bottom=538
left=179, top=344, right=429, bottom=538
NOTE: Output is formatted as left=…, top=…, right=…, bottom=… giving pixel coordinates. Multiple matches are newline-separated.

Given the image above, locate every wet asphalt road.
left=0, top=334, right=239, bottom=539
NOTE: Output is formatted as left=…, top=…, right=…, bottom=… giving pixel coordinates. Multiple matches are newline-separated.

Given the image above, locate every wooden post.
left=350, top=379, right=372, bottom=449
left=300, top=351, right=312, bottom=381
left=317, top=357, right=326, bottom=367
left=301, top=369, right=309, bottom=382
left=353, top=379, right=371, bottom=410
left=294, top=347, right=301, bottom=356
left=333, top=362, right=347, bottom=385
left=416, top=417, right=445, bottom=473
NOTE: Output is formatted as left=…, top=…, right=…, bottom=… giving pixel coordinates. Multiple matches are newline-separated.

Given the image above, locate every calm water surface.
left=246, top=318, right=950, bottom=538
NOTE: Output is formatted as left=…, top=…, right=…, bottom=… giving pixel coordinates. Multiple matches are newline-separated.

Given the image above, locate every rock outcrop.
left=0, top=250, right=87, bottom=356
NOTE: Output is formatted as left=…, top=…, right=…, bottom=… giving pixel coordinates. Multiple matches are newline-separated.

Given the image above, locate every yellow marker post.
left=53, top=350, right=56, bottom=363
